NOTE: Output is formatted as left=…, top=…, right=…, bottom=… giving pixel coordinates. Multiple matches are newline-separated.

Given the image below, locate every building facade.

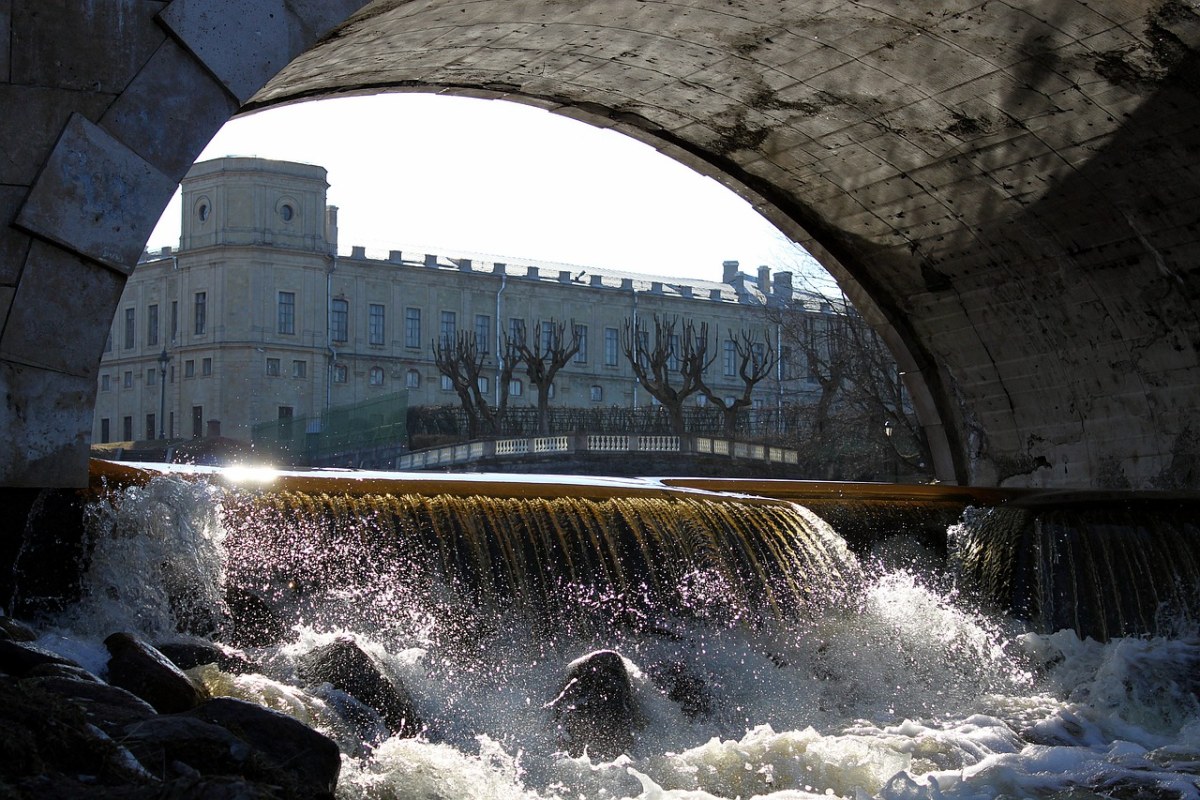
left=92, top=157, right=825, bottom=446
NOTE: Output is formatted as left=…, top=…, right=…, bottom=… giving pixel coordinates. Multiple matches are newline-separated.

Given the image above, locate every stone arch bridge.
left=3, top=1, right=1199, bottom=489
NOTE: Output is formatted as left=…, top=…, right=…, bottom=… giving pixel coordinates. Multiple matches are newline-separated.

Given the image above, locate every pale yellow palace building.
left=92, top=157, right=826, bottom=445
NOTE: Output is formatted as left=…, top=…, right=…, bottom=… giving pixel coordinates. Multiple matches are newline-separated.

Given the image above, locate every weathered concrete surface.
left=2, top=0, right=1199, bottom=488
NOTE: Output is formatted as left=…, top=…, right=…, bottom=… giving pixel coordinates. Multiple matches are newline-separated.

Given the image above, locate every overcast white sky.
left=148, top=93, right=830, bottom=286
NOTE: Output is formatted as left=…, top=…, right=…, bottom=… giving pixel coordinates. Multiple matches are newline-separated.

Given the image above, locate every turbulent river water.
left=25, top=472, right=1200, bottom=800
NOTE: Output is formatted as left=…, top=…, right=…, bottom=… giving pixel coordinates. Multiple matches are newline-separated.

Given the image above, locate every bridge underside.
left=2, top=0, right=1199, bottom=488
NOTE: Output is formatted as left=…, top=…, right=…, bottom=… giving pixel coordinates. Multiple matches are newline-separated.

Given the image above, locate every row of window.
left=98, top=406, right=205, bottom=443
left=107, top=293, right=208, bottom=353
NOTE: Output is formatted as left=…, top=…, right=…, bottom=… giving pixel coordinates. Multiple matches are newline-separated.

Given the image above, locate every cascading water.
left=14, top=465, right=1200, bottom=799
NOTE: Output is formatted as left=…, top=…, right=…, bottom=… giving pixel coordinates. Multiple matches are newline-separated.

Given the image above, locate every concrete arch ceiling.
left=3, top=1, right=1199, bottom=488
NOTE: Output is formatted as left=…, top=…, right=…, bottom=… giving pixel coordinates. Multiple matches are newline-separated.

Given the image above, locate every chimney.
left=709, top=288, right=723, bottom=300
left=388, top=250, right=403, bottom=263
left=722, top=260, right=740, bottom=283
left=424, top=253, right=438, bottom=268
left=526, top=266, right=540, bottom=278
left=757, top=266, right=771, bottom=296
left=621, top=278, right=634, bottom=290
left=650, top=281, right=664, bottom=294
left=774, top=271, right=793, bottom=297
left=589, top=274, right=604, bottom=287
left=558, top=270, right=572, bottom=283
left=351, top=245, right=366, bottom=259
left=457, top=258, right=473, bottom=272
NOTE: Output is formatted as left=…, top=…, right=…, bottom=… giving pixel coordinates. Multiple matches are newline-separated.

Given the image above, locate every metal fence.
left=251, top=392, right=408, bottom=464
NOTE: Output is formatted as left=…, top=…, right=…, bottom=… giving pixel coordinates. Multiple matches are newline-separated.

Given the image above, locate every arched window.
left=405, top=369, right=421, bottom=388
left=590, top=385, right=602, bottom=402
left=369, top=366, right=385, bottom=386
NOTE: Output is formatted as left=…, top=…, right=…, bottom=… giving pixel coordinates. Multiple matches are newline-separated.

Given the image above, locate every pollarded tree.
left=696, top=328, right=777, bottom=437
left=768, top=282, right=932, bottom=479
left=621, top=315, right=713, bottom=435
left=513, top=319, right=581, bottom=435
left=433, top=331, right=524, bottom=438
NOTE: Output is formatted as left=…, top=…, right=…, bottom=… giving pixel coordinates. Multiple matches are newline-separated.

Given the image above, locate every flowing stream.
left=25, top=470, right=1200, bottom=800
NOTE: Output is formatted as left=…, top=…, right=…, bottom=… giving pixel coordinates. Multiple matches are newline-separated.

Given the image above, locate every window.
left=723, top=339, right=737, bottom=376
left=369, top=304, right=385, bottom=346
left=278, top=291, right=295, bottom=335
left=123, top=370, right=132, bottom=389
left=100, top=418, right=110, bottom=443
left=779, top=346, right=792, bottom=380
left=100, top=374, right=111, bottom=392
left=574, top=324, right=588, bottom=363
left=540, top=320, right=555, bottom=352
left=590, top=385, right=603, bottom=402
left=668, top=334, right=681, bottom=371
left=477, top=376, right=489, bottom=394
left=331, top=298, right=349, bottom=342
left=405, top=369, right=421, bottom=388
left=192, top=406, right=203, bottom=438
left=509, top=318, right=526, bottom=345
left=439, top=310, right=456, bottom=344
left=146, top=368, right=157, bottom=387
left=440, top=374, right=453, bottom=391
left=171, top=300, right=178, bottom=341
left=292, top=359, right=307, bottom=379
left=122, top=416, right=133, bottom=442
left=145, top=414, right=155, bottom=441
left=266, top=358, right=281, bottom=376
left=404, top=307, right=421, bottom=348
left=369, top=366, right=385, bottom=385
left=147, top=304, right=158, bottom=346
left=104, top=332, right=112, bottom=353
left=185, top=359, right=195, bottom=378
left=696, top=394, right=708, bottom=407
left=193, top=292, right=206, bottom=335
left=202, top=357, right=212, bottom=376
left=278, top=406, right=294, bottom=441
left=123, top=308, right=135, bottom=350
left=474, top=314, right=490, bottom=353
left=604, top=327, right=619, bottom=366
left=509, top=378, right=523, bottom=397
left=333, top=364, right=348, bottom=383
left=544, top=383, right=556, bottom=400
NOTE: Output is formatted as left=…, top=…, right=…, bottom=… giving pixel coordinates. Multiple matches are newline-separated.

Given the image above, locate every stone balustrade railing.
left=395, top=433, right=798, bottom=471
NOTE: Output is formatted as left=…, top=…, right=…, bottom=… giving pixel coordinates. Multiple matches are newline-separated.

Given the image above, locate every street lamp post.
left=157, top=347, right=170, bottom=439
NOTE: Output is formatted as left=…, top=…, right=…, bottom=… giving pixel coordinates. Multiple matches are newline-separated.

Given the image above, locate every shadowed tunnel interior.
left=1, top=0, right=1198, bottom=488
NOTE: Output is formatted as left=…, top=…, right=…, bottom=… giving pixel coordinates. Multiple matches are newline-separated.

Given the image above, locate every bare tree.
left=696, top=328, right=777, bottom=437
left=768, top=283, right=932, bottom=480
left=433, top=331, right=524, bottom=438
left=513, top=319, right=580, bottom=435
left=621, top=315, right=712, bottom=435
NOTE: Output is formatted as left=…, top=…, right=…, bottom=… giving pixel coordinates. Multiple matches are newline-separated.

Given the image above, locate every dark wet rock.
left=184, top=697, right=342, bottom=799
left=310, top=681, right=391, bottom=752
left=647, top=659, right=713, bottom=719
left=0, top=637, right=82, bottom=676
left=225, top=584, right=290, bottom=647
left=27, top=661, right=104, bottom=681
left=297, top=635, right=422, bottom=737
left=27, top=674, right=158, bottom=734
left=0, top=675, right=155, bottom=793
left=105, top=631, right=208, bottom=713
left=0, top=615, right=39, bottom=641
left=547, top=649, right=646, bottom=759
left=155, top=638, right=257, bottom=674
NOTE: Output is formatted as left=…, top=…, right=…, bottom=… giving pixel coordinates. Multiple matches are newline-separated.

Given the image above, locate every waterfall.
left=951, top=493, right=1200, bottom=639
